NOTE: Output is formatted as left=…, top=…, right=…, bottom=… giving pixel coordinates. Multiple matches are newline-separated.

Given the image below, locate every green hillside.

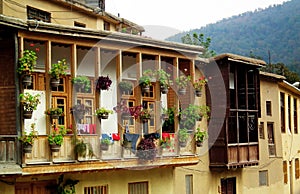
left=167, top=0, right=300, bottom=73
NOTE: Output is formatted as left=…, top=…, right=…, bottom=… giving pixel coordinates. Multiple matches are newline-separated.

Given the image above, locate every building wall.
left=2, top=0, right=99, bottom=29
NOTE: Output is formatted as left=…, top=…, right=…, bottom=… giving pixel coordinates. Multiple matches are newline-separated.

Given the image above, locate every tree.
left=260, top=62, right=300, bottom=85
left=181, top=33, right=216, bottom=58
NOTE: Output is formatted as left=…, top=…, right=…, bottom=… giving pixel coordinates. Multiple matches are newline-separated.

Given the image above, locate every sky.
left=106, top=0, right=288, bottom=39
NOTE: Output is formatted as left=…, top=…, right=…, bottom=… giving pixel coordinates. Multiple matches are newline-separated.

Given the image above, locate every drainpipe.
left=289, top=160, right=293, bottom=194
left=14, top=32, right=21, bottom=165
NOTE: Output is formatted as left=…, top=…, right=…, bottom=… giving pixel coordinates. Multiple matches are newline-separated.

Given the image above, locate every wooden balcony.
left=20, top=133, right=199, bottom=175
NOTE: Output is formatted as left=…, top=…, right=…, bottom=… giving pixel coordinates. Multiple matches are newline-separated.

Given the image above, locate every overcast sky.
left=106, top=0, right=287, bottom=39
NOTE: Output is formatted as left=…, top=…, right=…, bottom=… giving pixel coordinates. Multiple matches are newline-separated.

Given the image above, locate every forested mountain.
left=167, top=0, right=300, bottom=74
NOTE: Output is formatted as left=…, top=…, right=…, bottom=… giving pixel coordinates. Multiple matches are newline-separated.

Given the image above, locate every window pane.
left=128, top=182, right=148, bottom=194
left=259, top=170, right=268, bottom=186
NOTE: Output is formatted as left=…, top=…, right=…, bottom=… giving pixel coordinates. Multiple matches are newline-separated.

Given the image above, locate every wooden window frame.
left=296, top=158, right=300, bottom=179
left=27, top=6, right=51, bottom=23
left=84, top=185, right=108, bottom=194
left=267, top=122, right=276, bottom=157
left=283, top=161, right=288, bottom=184
left=259, top=122, right=265, bottom=139
left=128, top=181, right=148, bottom=194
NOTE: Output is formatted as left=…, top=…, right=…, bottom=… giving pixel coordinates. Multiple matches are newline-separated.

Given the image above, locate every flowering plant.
left=113, top=100, right=142, bottom=119
left=19, top=123, right=38, bottom=145
left=48, top=126, right=67, bottom=146
left=175, top=75, right=191, bottom=89
left=96, top=75, right=112, bottom=90
left=44, top=107, right=64, bottom=116
left=70, top=104, right=88, bottom=114
left=49, top=59, right=68, bottom=79
left=193, top=76, right=207, bottom=90
left=17, top=50, right=37, bottom=74
left=20, top=92, right=41, bottom=111
left=139, top=108, right=152, bottom=120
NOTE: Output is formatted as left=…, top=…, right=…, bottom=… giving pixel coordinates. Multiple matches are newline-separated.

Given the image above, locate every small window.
left=266, top=101, right=272, bottom=116
left=259, top=170, right=268, bottom=186
left=296, top=158, right=300, bottom=179
left=74, top=21, right=86, bottom=28
left=84, top=185, right=108, bottom=194
left=104, top=21, right=110, bottom=31
left=128, top=182, right=148, bottom=194
left=267, top=122, right=276, bottom=157
left=27, top=6, right=51, bottom=22
left=185, top=174, right=193, bottom=194
left=283, top=161, right=288, bottom=184
left=259, top=122, right=265, bottom=139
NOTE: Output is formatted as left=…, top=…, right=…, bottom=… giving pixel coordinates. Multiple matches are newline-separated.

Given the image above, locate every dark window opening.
left=266, top=101, right=272, bottom=116
left=27, top=6, right=51, bottom=22
left=104, top=21, right=110, bottom=30
left=294, top=98, right=298, bottom=134
left=280, top=92, right=286, bottom=133
left=267, top=122, right=276, bottom=156
left=74, top=21, right=86, bottom=28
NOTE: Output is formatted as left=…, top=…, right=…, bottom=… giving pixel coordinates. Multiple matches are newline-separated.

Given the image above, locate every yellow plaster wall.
left=2, top=0, right=99, bottom=29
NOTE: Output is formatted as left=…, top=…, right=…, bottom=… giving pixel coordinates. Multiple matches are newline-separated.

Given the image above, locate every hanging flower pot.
left=50, top=114, right=60, bottom=120
left=121, top=112, right=131, bottom=120
left=160, top=85, right=168, bottom=94
left=195, top=89, right=202, bottom=97
left=179, top=141, right=187, bottom=147
left=22, top=74, right=32, bottom=87
left=100, top=143, right=109, bottom=151
left=23, top=110, right=33, bottom=119
left=50, top=78, right=60, bottom=88
left=196, top=141, right=203, bottom=147
left=141, top=85, right=150, bottom=93
left=50, top=144, right=61, bottom=152
left=96, top=75, right=112, bottom=91
left=23, top=144, right=33, bottom=153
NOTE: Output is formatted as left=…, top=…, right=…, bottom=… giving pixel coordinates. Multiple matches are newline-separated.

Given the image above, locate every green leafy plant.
left=19, top=123, right=38, bottom=146
left=194, top=127, right=208, bottom=143
left=139, top=69, right=154, bottom=87
left=155, top=69, right=173, bottom=88
left=95, top=107, right=113, bottom=117
left=175, top=75, right=191, bottom=89
left=119, top=81, right=133, bottom=92
left=197, top=105, right=210, bottom=120
left=178, top=128, right=189, bottom=143
left=193, top=76, right=207, bottom=91
left=162, top=107, right=175, bottom=132
left=49, top=59, right=68, bottom=79
left=48, top=126, right=67, bottom=146
left=56, top=174, right=79, bottom=194
left=17, top=50, right=37, bottom=74
left=20, top=92, right=41, bottom=111
left=71, top=75, right=91, bottom=92
left=139, top=108, right=152, bottom=120
left=74, top=139, right=94, bottom=157
left=44, top=107, right=63, bottom=116
left=101, top=138, right=111, bottom=145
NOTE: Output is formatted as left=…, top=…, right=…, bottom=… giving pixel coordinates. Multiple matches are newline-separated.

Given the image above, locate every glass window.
left=185, top=174, right=193, bottom=194
left=259, top=170, right=268, bottom=186
left=266, top=101, right=272, bottom=116
left=128, top=182, right=148, bottom=194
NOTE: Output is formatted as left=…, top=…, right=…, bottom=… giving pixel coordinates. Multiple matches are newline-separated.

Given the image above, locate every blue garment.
left=123, top=133, right=140, bottom=151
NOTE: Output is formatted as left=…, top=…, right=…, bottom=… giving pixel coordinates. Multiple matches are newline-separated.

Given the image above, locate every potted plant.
left=179, top=104, right=206, bottom=129
left=19, top=92, right=41, bottom=119
left=139, top=108, right=152, bottom=122
left=175, top=75, right=191, bottom=95
left=19, top=123, right=38, bottom=153
left=193, top=76, right=207, bottom=97
left=155, top=69, right=172, bottom=94
left=197, top=105, right=210, bottom=121
left=71, top=75, right=91, bottom=92
left=178, top=128, right=189, bottom=147
left=49, top=59, right=68, bottom=87
left=100, top=137, right=111, bottom=151
left=48, top=126, right=67, bottom=152
left=17, top=50, right=37, bottom=86
left=95, top=107, right=113, bottom=120
left=113, top=99, right=131, bottom=120
left=136, top=138, right=157, bottom=161
left=96, top=75, right=112, bottom=91
left=74, top=139, right=94, bottom=158
left=45, top=107, right=64, bottom=120
left=194, top=127, right=208, bottom=147
left=139, top=69, right=153, bottom=93
left=119, top=80, right=133, bottom=94
left=70, top=104, right=88, bottom=121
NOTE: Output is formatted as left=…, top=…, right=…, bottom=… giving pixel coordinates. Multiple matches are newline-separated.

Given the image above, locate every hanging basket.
left=121, top=112, right=131, bottom=120
left=50, top=144, right=61, bottom=152
left=196, top=141, right=203, bottom=147
left=195, top=89, right=202, bottom=97
left=160, top=85, right=168, bottom=94
left=23, top=144, right=33, bottom=153
left=23, top=110, right=33, bottom=119
left=100, top=143, right=109, bottom=151
left=179, top=141, right=187, bottom=147
left=141, top=85, right=150, bottom=93
left=50, top=78, right=60, bottom=88
left=50, top=114, right=60, bottom=120
left=22, top=74, right=32, bottom=87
